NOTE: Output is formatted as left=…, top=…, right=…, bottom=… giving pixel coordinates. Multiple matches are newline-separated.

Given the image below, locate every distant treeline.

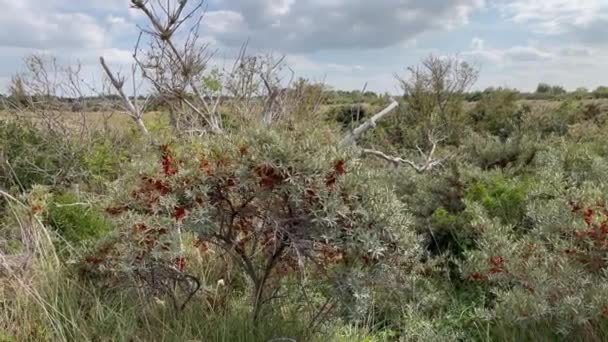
left=323, top=84, right=608, bottom=103
left=465, top=83, right=608, bottom=101
left=2, top=83, right=607, bottom=112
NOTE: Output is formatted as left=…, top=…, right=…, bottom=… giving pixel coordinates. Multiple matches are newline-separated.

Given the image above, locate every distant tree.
left=593, top=86, right=608, bottom=99
left=465, top=91, right=483, bottom=102
left=7, top=76, right=28, bottom=107
left=536, top=83, right=551, bottom=94
left=397, top=55, right=479, bottom=145
left=572, top=87, right=590, bottom=100
left=551, top=85, right=566, bottom=95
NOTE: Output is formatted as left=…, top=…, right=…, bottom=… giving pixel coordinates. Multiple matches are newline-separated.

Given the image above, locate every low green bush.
left=534, top=101, right=580, bottom=137
left=46, top=192, right=112, bottom=243
left=470, top=89, right=525, bottom=139
left=0, top=121, right=73, bottom=190
left=81, top=139, right=129, bottom=181
left=323, top=103, right=374, bottom=128
left=464, top=130, right=539, bottom=171
left=466, top=174, right=530, bottom=226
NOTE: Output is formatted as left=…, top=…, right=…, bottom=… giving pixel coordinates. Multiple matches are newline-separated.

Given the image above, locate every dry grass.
left=0, top=109, right=169, bottom=133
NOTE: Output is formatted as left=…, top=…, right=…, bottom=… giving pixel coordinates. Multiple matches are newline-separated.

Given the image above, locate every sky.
left=0, top=0, right=607, bottom=94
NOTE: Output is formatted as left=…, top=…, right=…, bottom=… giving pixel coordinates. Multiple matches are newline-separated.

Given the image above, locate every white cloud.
left=0, top=0, right=111, bottom=49
left=286, top=55, right=365, bottom=73
left=204, top=11, right=246, bottom=34
left=464, top=37, right=608, bottom=91
left=205, top=0, right=485, bottom=52
left=0, top=0, right=139, bottom=94
left=497, top=0, right=608, bottom=35
left=1, top=0, right=607, bottom=94
left=466, top=40, right=553, bottom=64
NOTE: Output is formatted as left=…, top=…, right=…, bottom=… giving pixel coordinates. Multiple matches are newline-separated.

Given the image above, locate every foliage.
left=81, top=138, right=129, bottom=181
left=593, top=86, right=608, bottom=99
left=466, top=174, right=530, bottom=226
left=324, top=103, right=376, bottom=128
left=85, top=124, right=417, bottom=323
left=471, top=88, right=526, bottom=139
left=463, top=130, right=538, bottom=171
left=536, top=83, right=567, bottom=96
left=0, top=120, right=80, bottom=190
left=45, top=192, right=112, bottom=243
left=536, top=83, right=552, bottom=94
left=397, top=55, right=478, bottom=147
left=534, top=100, right=579, bottom=136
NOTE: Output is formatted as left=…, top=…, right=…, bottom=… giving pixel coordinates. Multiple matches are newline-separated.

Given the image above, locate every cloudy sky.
left=1, top=0, right=607, bottom=94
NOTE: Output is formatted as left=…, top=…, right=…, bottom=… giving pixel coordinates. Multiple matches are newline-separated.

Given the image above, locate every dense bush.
left=83, top=124, right=419, bottom=323
left=46, top=192, right=113, bottom=243
left=323, top=103, right=375, bottom=128
left=466, top=173, right=530, bottom=226
left=471, top=89, right=525, bottom=139
left=534, top=101, right=579, bottom=137
left=0, top=120, right=135, bottom=193
left=463, top=130, right=539, bottom=171
left=593, top=86, right=608, bottom=99
left=0, top=121, right=76, bottom=190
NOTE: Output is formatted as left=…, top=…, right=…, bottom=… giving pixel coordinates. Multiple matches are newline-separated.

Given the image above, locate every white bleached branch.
left=340, top=99, right=399, bottom=146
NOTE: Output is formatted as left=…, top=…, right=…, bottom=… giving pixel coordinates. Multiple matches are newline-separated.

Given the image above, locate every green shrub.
left=324, top=103, right=374, bottom=128
left=46, top=192, right=112, bottom=243
left=461, top=197, right=608, bottom=340
left=398, top=166, right=477, bottom=258
left=426, top=207, right=476, bottom=257
left=466, top=174, right=530, bottom=226
left=534, top=100, right=580, bottom=137
left=0, top=121, right=75, bottom=190
left=470, top=89, right=524, bottom=139
left=0, top=119, right=141, bottom=193
left=464, top=130, right=539, bottom=171
left=563, top=145, right=608, bottom=187
left=86, top=123, right=419, bottom=323
left=592, top=86, right=608, bottom=99
left=82, top=139, right=129, bottom=180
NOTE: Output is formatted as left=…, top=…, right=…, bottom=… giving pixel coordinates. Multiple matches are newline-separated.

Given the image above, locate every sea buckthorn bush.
left=84, top=124, right=419, bottom=322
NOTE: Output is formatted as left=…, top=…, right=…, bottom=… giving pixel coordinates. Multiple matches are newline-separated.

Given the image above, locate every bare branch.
left=362, top=143, right=451, bottom=173
left=340, top=99, right=399, bottom=146
left=361, top=127, right=451, bottom=173
left=129, top=0, right=223, bottom=134
left=99, top=57, right=149, bottom=135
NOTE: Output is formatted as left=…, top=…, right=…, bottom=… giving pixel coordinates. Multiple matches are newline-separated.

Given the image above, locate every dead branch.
left=130, top=0, right=223, bottom=134
left=340, top=99, right=399, bottom=146
left=362, top=148, right=450, bottom=173
left=99, top=57, right=149, bottom=135
left=339, top=96, right=451, bottom=172
left=362, top=132, right=451, bottom=173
